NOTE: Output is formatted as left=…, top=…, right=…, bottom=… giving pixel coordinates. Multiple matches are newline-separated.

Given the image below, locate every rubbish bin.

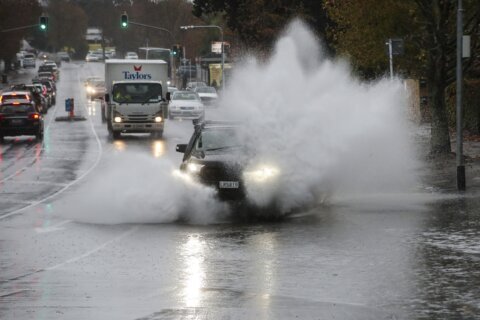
left=1, top=74, right=7, bottom=84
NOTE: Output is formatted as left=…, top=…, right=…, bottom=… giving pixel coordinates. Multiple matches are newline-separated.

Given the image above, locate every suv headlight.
left=244, top=165, right=280, bottom=183
left=187, top=163, right=204, bottom=174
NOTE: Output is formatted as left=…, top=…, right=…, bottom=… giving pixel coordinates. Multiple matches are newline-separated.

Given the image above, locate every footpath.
left=422, top=126, right=480, bottom=192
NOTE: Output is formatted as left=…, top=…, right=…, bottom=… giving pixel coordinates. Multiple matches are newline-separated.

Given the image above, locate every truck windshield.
left=112, top=83, right=163, bottom=104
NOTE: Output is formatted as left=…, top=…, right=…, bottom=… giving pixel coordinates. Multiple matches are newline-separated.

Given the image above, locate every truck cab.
left=104, top=59, right=169, bottom=139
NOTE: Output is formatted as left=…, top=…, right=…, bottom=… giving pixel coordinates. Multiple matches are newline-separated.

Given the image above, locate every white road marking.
left=34, top=219, right=72, bottom=234
left=45, top=226, right=138, bottom=271
left=0, top=67, right=104, bottom=220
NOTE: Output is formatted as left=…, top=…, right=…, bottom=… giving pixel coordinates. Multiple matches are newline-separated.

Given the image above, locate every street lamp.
left=180, top=25, right=225, bottom=91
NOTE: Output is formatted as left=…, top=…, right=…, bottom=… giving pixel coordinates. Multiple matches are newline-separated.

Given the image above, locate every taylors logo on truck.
left=122, top=65, right=152, bottom=80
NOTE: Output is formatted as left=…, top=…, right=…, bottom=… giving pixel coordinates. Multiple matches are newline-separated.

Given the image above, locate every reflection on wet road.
left=0, top=61, right=479, bottom=320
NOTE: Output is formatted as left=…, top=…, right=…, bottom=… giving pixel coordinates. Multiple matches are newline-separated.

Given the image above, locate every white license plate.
left=10, top=119, right=23, bottom=125
left=219, top=181, right=239, bottom=189
left=133, top=124, right=144, bottom=128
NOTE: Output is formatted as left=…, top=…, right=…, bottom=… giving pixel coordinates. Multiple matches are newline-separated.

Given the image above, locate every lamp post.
left=180, top=25, right=225, bottom=91
left=456, top=0, right=466, bottom=191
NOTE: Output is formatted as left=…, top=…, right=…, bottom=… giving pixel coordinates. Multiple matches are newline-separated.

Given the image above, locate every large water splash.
left=218, top=20, right=421, bottom=212
left=54, top=20, right=421, bottom=224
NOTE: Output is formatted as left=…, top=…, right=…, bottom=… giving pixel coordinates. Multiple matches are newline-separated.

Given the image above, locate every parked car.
left=33, top=79, right=56, bottom=105
left=85, top=53, right=100, bottom=62
left=0, top=90, right=32, bottom=105
left=31, top=83, right=51, bottom=108
left=37, top=71, right=55, bottom=82
left=23, top=53, right=36, bottom=68
left=168, top=91, right=204, bottom=120
left=57, top=51, right=70, bottom=62
left=194, top=86, right=218, bottom=107
left=0, top=101, right=44, bottom=142
left=10, top=84, right=48, bottom=114
left=43, top=61, right=59, bottom=77
left=124, top=52, right=139, bottom=59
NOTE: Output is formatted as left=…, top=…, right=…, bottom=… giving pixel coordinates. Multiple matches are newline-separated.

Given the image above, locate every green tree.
left=0, top=0, right=42, bottom=71
left=46, top=0, right=88, bottom=57
left=192, top=0, right=329, bottom=50
left=325, top=0, right=480, bottom=155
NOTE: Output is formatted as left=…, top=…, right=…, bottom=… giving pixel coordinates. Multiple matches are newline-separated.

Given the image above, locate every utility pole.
left=456, top=0, right=466, bottom=191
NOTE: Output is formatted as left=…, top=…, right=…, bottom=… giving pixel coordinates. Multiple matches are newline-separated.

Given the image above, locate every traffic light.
left=172, top=45, right=179, bottom=56
left=121, top=12, right=128, bottom=28
left=178, top=46, right=183, bottom=57
left=39, top=15, right=48, bottom=31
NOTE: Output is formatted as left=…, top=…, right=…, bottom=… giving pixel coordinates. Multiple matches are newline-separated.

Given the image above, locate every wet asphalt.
left=0, top=61, right=479, bottom=320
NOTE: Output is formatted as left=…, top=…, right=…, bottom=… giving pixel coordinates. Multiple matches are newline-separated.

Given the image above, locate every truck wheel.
left=101, top=108, right=106, bottom=123
left=0, top=135, right=4, bottom=143
left=112, top=131, right=121, bottom=139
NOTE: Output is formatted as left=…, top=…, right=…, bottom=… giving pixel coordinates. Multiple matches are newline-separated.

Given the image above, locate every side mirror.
left=176, top=144, right=187, bottom=153
left=166, top=92, right=171, bottom=101
left=105, top=94, right=110, bottom=103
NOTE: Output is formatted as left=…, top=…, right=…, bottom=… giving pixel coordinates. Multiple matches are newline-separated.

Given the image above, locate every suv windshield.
left=112, top=83, right=162, bottom=103
left=1, top=94, right=30, bottom=102
left=194, top=128, right=242, bottom=152
left=0, top=104, right=35, bottom=113
left=172, top=92, right=200, bottom=101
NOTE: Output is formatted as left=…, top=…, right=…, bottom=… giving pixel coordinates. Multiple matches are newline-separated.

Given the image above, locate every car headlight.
left=114, top=116, right=122, bottom=123
left=244, top=165, right=280, bottom=183
left=154, top=116, right=162, bottom=123
left=187, top=163, right=204, bottom=174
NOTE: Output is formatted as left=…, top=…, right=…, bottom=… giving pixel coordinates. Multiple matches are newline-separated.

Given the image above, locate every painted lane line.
left=45, top=226, right=139, bottom=271
left=0, top=69, right=104, bottom=221
left=2, top=226, right=138, bottom=283
left=35, top=220, right=72, bottom=234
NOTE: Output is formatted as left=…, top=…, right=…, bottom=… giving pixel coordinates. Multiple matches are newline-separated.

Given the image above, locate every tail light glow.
left=28, top=113, right=40, bottom=120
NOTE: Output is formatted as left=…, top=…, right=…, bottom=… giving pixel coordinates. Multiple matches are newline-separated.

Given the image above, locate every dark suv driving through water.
left=175, top=121, right=281, bottom=205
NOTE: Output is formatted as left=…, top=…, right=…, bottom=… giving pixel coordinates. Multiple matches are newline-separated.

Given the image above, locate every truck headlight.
left=114, top=116, right=122, bottom=123
left=244, top=165, right=280, bottom=183
left=154, top=116, right=162, bottom=123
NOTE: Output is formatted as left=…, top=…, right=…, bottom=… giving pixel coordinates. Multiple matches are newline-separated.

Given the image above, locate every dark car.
left=38, top=64, right=58, bottom=81
left=33, top=79, right=56, bottom=105
left=0, top=90, right=32, bottom=104
left=10, top=84, right=48, bottom=114
left=176, top=121, right=281, bottom=205
left=0, top=101, right=44, bottom=142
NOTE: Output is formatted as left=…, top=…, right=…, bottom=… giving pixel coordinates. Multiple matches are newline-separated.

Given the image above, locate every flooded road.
left=1, top=60, right=480, bottom=320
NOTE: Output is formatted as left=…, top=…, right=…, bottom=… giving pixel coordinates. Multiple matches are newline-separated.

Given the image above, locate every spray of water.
left=53, top=20, right=422, bottom=224
left=218, top=20, right=421, bottom=212
left=54, top=153, right=229, bottom=224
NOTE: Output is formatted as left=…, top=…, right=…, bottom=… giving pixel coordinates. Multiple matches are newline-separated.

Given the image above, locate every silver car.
left=168, top=91, right=204, bottom=120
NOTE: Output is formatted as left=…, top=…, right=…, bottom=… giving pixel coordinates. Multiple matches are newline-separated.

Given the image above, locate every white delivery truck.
left=104, top=59, right=169, bottom=139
